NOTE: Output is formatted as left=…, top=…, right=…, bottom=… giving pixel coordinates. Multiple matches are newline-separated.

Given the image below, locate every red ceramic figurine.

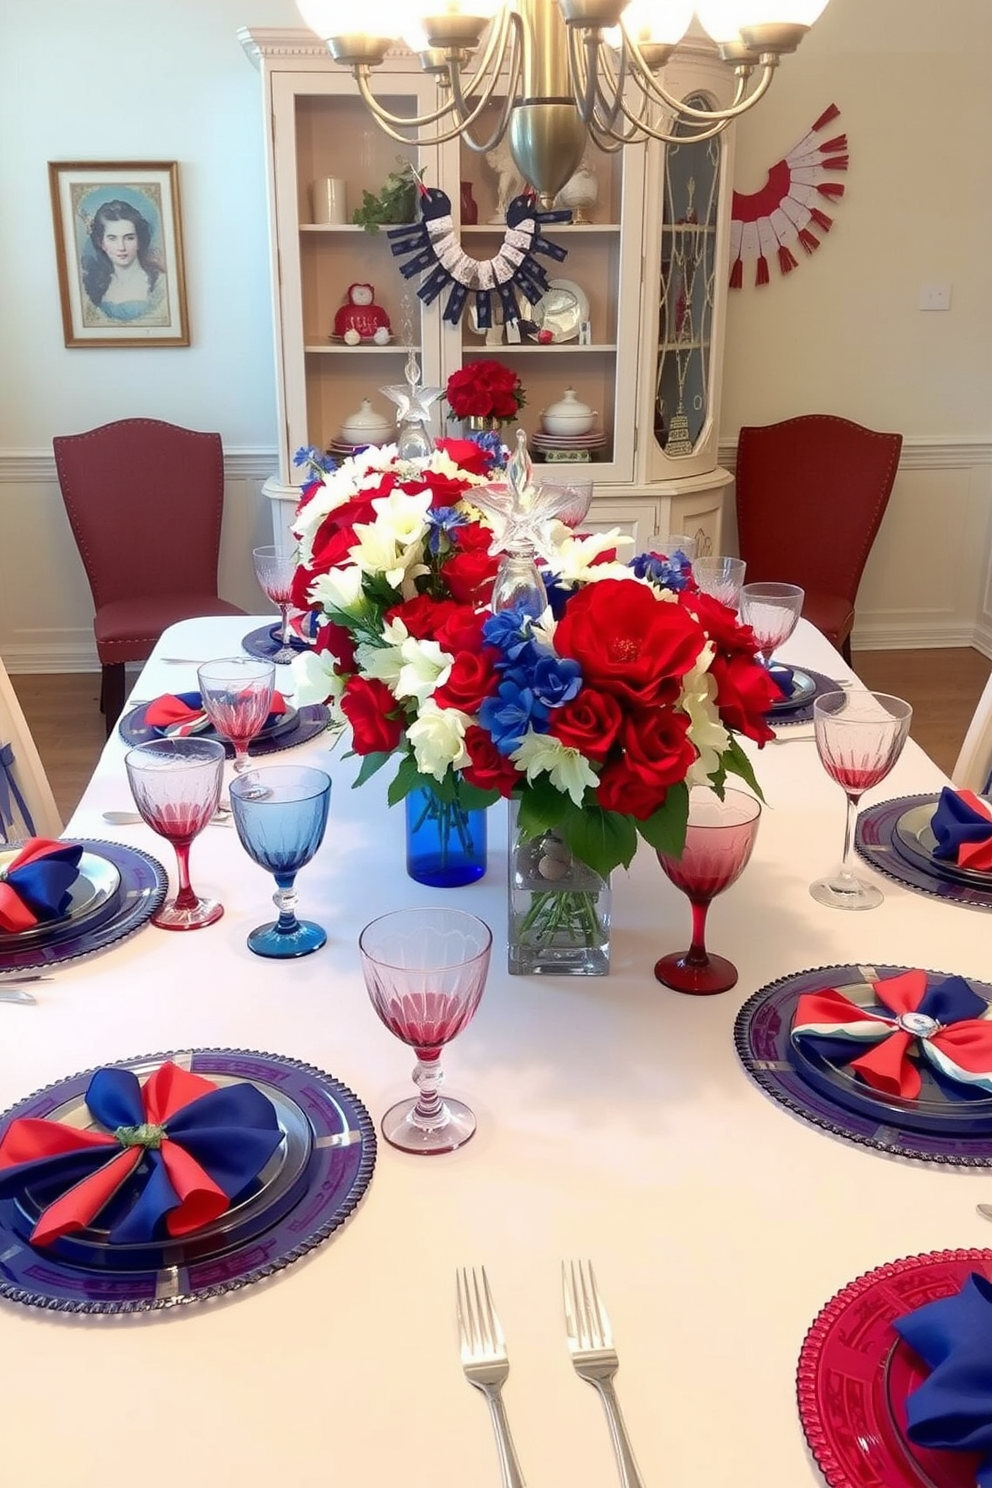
left=333, top=283, right=391, bottom=341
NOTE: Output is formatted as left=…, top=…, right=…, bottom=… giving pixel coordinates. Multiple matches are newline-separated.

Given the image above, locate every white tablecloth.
left=0, top=617, right=983, bottom=1488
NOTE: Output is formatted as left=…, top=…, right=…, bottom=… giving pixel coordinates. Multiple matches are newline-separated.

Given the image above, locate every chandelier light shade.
left=295, top=0, right=831, bottom=202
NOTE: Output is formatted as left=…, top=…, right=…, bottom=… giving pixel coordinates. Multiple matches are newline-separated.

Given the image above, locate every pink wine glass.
left=358, top=907, right=492, bottom=1155
left=739, top=582, right=805, bottom=666
left=252, top=545, right=298, bottom=664
left=124, top=737, right=225, bottom=930
left=654, top=787, right=762, bottom=995
left=810, top=690, right=913, bottom=910
left=197, top=657, right=275, bottom=773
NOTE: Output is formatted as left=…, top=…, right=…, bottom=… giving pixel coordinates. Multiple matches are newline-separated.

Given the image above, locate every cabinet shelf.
left=462, top=342, right=617, bottom=354
left=460, top=223, right=621, bottom=235
left=305, top=342, right=419, bottom=354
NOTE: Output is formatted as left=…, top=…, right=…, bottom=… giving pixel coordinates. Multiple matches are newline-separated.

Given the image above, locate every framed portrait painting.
left=48, top=161, right=190, bottom=347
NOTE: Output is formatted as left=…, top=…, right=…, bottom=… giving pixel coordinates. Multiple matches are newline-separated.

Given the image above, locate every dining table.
left=1, top=613, right=987, bottom=1488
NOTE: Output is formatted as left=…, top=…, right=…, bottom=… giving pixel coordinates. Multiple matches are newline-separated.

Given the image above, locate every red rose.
left=554, top=579, right=705, bottom=706
left=339, top=677, right=404, bottom=755
left=310, top=522, right=359, bottom=574
left=313, top=620, right=357, bottom=674
left=444, top=529, right=500, bottom=605
left=549, top=688, right=623, bottom=762
left=596, top=759, right=668, bottom=820
left=462, top=725, right=519, bottom=796
left=386, top=594, right=464, bottom=642
left=433, top=648, right=501, bottom=715
left=596, top=707, right=695, bottom=819
left=402, top=470, right=474, bottom=509
left=682, top=591, right=758, bottom=658
left=434, top=607, right=486, bottom=654
left=436, top=437, right=492, bottom=476
left=710, top=655, right=777, bottom=744
left=445, top=360, right=523, bottom=421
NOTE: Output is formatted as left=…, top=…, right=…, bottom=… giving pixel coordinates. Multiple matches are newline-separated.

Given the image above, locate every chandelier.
left=295, top=0, right=830, bottom=202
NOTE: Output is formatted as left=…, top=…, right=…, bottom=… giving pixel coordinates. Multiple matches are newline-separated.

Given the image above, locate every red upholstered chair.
left=53, top=418, right=246, bottom=734
left=735, top=415, right=902, bottom=664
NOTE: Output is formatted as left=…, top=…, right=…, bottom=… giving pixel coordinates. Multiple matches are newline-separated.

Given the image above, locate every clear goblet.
left=537, top=477, right=593, bottom=530
left=739, top=581, right=805, bottom=666
left=229, top=765, right=331, bottom=957
left=124, top=737, right=225, bottom=930
left=692, top=555, right=747, bottom=609
left=252, top=545, right=299, bottom=664
left=653, top=532, right=697, bottom=562
left=654, top=787, right=761, bottom=995
left=358, top=907, right=492, bottom=1155
left=810, top=690, right=913, bottom=911
left=197, top=657, right=276, bottom=773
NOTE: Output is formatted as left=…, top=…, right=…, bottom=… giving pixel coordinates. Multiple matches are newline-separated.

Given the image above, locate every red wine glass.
left=654, top=787, right=762, bottom=995
left=252, top=545, right=299, bottom=664
left=810, top=690, right=913, bottom=910
left=739, top=582, right=805, bottom=666
left=358, top=907, right=492, bottom=1155
left=124, top=737, right=225, bottom=930
left=196, top=658, right=275, bottom=773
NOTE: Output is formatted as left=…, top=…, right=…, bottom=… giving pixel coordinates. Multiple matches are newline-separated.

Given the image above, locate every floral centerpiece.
left=445, top=360, right=525, bottom=428
left=290, top=438, right=779, bottom=969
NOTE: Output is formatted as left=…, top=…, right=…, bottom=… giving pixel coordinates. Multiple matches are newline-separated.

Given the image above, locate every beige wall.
left=722, top=0, right=992, bottom=438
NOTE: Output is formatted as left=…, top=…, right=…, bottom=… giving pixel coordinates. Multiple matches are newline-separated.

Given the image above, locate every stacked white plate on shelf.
left=531, top=429, right=607, bottom=461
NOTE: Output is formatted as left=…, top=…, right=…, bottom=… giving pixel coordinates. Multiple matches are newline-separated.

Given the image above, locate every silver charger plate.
left=0, top=848, right=122, bottom=946
left=894, top=798, right=992, bottom=888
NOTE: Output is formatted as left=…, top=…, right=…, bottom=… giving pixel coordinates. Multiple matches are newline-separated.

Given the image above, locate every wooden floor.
left=10, top=647, right=991, bottom=825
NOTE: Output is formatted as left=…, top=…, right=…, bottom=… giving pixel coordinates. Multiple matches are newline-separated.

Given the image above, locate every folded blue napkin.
left=893, top=1271, right=992, bottom=1484
left=931, top=787, right=992, bottom=869
left=767, top=662, right=795, bottom=698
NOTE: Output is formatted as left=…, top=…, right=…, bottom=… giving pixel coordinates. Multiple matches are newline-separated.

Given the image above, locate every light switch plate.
left=919, top=283, right=952, bottom=311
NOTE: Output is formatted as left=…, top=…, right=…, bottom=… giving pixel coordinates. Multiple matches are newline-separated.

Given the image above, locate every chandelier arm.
left=623, top=42, right=775, bottom=122
left=585, top=35, right=655, bottom=143
left=448, top=19, right=523, bottom=152
left=443, top=6, right=516, bottom=108
left=615, top=86, right=735, bottom=144
left=354, top=67, right=465, bottom=132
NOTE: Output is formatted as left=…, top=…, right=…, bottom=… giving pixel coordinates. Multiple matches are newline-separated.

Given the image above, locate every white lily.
left=680, top=647, right=731, bottom=784
left=512, top=729, right=598, bottom=807
left=349, top=520, right=429, bottom=593
left=552, top=528, right=635, bottom=587
left=309, top=564, right=365, bottom=615
left=291, top=647, right=345, bottom=708
left=407, top=700, right=472, bottom=780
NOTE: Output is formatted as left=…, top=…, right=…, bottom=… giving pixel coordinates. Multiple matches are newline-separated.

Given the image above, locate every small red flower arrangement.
left=446, top=360, right=525, bottom=424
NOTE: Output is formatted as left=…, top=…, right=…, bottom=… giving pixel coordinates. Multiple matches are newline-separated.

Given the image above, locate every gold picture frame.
left=48, top=161, right=189, bottom=347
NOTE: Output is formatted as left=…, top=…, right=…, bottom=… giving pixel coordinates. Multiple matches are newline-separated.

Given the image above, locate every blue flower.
left=478, top=673, right=550, bottom=755
left=530, top=654, right=582, bottom=709
left=542, top=570, right=572, bottom=620
left=468, top=429, right=509, bottom=472
left=425, top=505, right=469, bottom=555
left=482, top=606, right=537, bottom=665
left=293, top=445, right=336, bottom=476
left=630, top=550, right=692, bottom=591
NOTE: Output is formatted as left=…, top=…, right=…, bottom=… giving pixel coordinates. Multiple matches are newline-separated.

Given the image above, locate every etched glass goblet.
left=229, top=765, right=331, bottom=957
left=124, top=737, right=225, bottom=930
left=252, top=545, right=299, bottom=664
left=358, top=907, right=492, bottom=1155
left=739, top=582, right=805, bottom=667
left=654, top=787, right=761, bottom=995
left=197, top=658, right=276, bottom=773
left=810, top=690, right=913, bottom=910
left=693, top=556, right=747, bottom=609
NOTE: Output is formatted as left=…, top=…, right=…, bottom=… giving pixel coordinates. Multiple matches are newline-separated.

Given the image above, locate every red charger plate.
left=797, top=1249, right=991, bottom=1487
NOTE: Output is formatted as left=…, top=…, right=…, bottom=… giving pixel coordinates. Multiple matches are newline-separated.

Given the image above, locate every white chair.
left=0, top=658, right=62, bottom=844
left=952, top=670, right=992, bottom=796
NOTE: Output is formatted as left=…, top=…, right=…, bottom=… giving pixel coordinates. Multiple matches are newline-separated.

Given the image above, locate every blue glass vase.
left=405, top=782, right=487, bottom=888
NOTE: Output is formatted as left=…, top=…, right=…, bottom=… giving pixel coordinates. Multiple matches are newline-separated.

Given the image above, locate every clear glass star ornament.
left=470, top=429, right=583, bottom=615
left=380, top=351, right=443, bottom=461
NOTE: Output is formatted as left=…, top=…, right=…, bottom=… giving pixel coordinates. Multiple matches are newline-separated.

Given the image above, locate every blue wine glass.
left=229, top=765, right=331, bottom=958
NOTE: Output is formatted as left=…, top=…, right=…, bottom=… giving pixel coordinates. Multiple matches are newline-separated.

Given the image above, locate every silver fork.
left=456, top=1266, right=527, bottom=1488
left=563, top=1260, right=644, bottom=1488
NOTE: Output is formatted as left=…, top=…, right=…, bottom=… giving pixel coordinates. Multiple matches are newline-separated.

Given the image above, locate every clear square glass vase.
left=507, top=801, right=611, bottom=976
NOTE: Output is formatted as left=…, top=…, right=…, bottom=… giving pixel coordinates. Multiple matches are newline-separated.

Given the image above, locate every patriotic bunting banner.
left=730, top=103, right=849, bottom=289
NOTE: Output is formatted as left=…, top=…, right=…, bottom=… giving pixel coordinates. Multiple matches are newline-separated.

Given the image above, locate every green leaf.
left=386, top=754, right=424, bottom=806
left=634, top=782, right=690, bottom=859
left=724, top=736, right=765, bottom=802
left=352, top=751, right=392, bottom=788
left=453, top=779, right=502, bottom=814
left=563, top=803, right=638, bottom=878
left=516, top=777, right=570, bottom=840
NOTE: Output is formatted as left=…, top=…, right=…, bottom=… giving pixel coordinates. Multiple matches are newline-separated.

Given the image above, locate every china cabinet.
left=240, top=28, right=738, bottom=555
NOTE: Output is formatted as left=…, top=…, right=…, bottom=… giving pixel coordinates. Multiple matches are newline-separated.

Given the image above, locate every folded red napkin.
left=0, top=838, right=84, bottom=934
left=932, top=788, right=992, bottom=871
left=144, top=691, right=288, bottom=738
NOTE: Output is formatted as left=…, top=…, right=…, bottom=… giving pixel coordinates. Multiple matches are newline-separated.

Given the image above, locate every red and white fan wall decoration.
left=729, top=103, right=848, bottom=288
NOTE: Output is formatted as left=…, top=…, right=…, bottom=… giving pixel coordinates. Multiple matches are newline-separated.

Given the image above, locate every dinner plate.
left=0, top=848, right=121, bottom=947
left=121, top=698, right=297, bottom=744
left=786, top=967, right=992, bottom=1135
left=765, top=668, right=817, bottom=711
left=0, top=841, right=167, bottom=975
left=119, top=702, right=331, bottom=759
left=856, top=796, right=992, bottom=913
left=531, top=278, right=589, bottom=342
left=894, top=798, right=992, bottom=888
left=735, top=963, right=992, bottom=1164
left=798, top=1249, right=990, bottom=1488
left=764, top=667, right=847, bottom=727
left=241, top=624, right=309, bottom=664
left=0, top=1048, right=376, bottom=1313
